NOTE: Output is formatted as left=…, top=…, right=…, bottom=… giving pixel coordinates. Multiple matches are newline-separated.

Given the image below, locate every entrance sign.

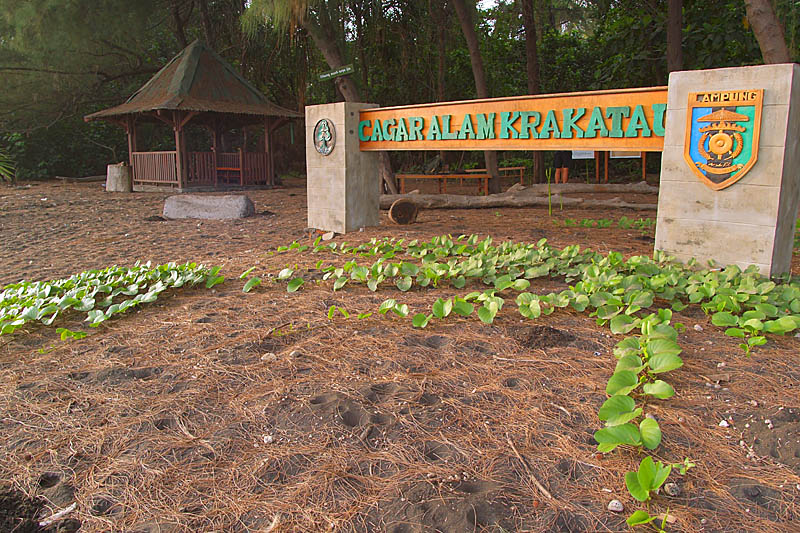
left=305, top=64, right=800, bottom=278
left=683, top=89, right=762, bottom=190
left=358, top=87, right=667, bottom=152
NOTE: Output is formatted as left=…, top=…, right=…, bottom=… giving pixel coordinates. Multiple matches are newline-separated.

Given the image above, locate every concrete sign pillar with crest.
left=306, top=102, right=380, bottom=234
left=656, top=64, right=800, bottom=277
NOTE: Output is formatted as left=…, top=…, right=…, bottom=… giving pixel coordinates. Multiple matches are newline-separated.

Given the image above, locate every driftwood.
left=380, top=182, right=658, bottom=211
left=55, top=175, right=106, bottom=183
left=388, top=198, right=419, bottom=224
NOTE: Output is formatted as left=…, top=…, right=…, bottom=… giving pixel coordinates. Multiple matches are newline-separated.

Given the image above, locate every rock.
left=664, top=482, right=681, bottom=497
left=106, top=163, right=132, bottom=192
left=262, top=435, right=274, bottom=444
left=322, top=231, right=335, bottom=241
left=163, top=194, right=255, bottom=220
left=693, top=324, right=703, bottom=331
left=607, top=499, right=624, bottom=513
left=261, top=352, right=277, bottom=362
left=719, top=420, right=730, bottom=428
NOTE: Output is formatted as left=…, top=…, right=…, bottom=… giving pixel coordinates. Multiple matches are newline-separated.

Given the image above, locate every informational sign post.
left=318, top=64, right=355, bottom=81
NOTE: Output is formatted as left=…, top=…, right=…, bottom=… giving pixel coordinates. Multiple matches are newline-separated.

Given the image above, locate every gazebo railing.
left=188, top=152, right=216, bottom=184
left=131, top=150, right=268, bottom=188
left=131, top=151, right=178, bottom=185
left=187, top=151, right=269, bottom=186
left=242, top=152, right=268, bottom=185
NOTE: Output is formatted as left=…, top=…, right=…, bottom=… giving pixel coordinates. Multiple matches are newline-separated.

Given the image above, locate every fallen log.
left=379, top=192, right=656, bottom=211
left=517, top=181, right=659, bottom=195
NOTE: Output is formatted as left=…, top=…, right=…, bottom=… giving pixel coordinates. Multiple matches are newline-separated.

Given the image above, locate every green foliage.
left=0, top=145, right=15, bottom=181
left=271, top=232, right=800, bottom=529
left=625, top=456, right=672, bottom=503
left=0, top=262, right=220, bottom=337
left=243, top=277, right=262, bottom=293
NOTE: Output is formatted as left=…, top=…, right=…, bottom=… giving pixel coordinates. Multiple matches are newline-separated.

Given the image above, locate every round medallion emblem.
left=313, top=119, right=336, bottom=156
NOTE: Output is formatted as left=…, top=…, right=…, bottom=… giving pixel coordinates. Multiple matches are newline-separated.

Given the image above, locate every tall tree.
left=244, top=0, right=398, bottom=193
left=666, top=0, right=682, bottom=72
left=452, top=0, right=500, bottom=193
left=744, top=0, right=791, bottom=63
left=520, top=0, right=543, bottom=183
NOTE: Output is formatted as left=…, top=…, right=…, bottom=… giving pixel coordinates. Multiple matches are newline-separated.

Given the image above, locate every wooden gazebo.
left=85, top=40, right=301, bottom=191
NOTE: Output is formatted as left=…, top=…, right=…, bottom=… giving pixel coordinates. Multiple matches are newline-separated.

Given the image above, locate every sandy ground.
left=0, top=178, right=798, bottom=532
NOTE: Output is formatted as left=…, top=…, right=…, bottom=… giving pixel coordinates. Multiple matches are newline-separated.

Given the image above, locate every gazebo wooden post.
left=238, top=147, right=244, bottom=186
left=243, top=127, right=249, bottom=185
left=264, top=117, right=273, bottom=186
left=211, top=119, right=220, bottom=188
left=126, top=115, right=137, bottom=166
left=173, top=111, right=186, bottom=189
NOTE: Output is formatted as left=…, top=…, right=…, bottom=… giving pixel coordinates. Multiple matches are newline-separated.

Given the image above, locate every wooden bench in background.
left=465, top=166, right=526, bottom=185
left=396, top=173, right=491, bottom=195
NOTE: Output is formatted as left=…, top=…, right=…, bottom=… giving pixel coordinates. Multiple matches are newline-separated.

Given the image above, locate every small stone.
left=289, top=350, right=302, bottom=358
left=593, top=351, right=602, bottom=357
left=645, top=413, right=656, bottom=420
left=719, top=420, right=730, bottom=428
left=664, top=482, right=681, bottom=497
left=748, top=400, right=758, bottom=407
left=717, top=362, right=726, bottom=368
left=694, top=324, right=703, bottom=331
left=764, top=419, right=772, bottom=425
left=322, top=231, right=335, bottom=241
left=261, top=352, right=277, bottom=362
left=262, top=435, right=274, bottom=444
left=607, top=499, right=624, bottom=513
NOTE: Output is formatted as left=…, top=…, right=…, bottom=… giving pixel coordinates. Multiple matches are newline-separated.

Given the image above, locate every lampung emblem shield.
left=684, top=89, right=763, bottom=190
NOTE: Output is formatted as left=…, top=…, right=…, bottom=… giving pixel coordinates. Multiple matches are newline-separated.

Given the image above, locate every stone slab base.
left=163, top=194, right=255, bottom=220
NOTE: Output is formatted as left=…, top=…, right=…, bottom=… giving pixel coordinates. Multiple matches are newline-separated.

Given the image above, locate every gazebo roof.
left=85, top=40, right=301, bottom=121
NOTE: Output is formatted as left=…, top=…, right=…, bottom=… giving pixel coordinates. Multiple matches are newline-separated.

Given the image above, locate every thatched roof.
left=85, top=40, right=300, bottom=122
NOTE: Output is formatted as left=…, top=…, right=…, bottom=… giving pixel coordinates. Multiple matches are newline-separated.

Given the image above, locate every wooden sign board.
left=359, top=87, right=667, bottom=152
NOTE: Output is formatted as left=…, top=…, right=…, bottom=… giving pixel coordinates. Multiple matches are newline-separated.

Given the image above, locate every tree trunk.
left=171, top=0, right=192, bottom=48
left=745, top=0, right=791, bottom=63
left=199, top=0, right=215, bottom=47
left=520, top=0, right=543, bottom=184
left=303, top=14, right=398, bottom=193
left=452, top=0, right=500, bottom=193
left=666, top=0, right=682, bottom=72
left=432, top=0, right=449, bottom=168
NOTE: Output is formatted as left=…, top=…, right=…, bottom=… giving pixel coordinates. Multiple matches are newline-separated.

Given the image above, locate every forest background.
left=0, top=0, right=796, bottom=183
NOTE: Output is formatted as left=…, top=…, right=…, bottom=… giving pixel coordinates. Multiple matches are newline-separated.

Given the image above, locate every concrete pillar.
left=305, top=102, right=380, bottom=233
left=655, top=64, right=800, bottom=277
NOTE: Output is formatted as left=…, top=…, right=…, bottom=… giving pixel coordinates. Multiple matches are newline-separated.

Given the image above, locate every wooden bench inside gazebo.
left=85, top=40, right=301, bottom=191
